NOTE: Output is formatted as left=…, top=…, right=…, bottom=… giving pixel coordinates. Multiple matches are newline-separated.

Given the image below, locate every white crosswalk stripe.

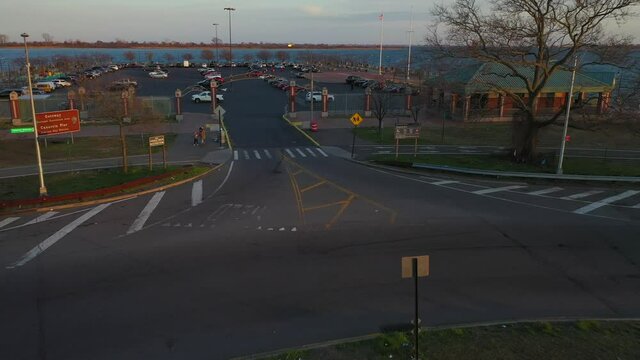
left=243, top=150, right=250, bottom=160
left=527, top=187, right=563, bottom=196
left=633, top=203, right=640, bottom=209
left=23, top=211, right=59, bottom=226
left=285, top=148, right=295, bottom=158
left=232, top=148, right=328, bottom=160
left=127, top=191, right=165, bottom=234
left=233, top=150, right=239, bottom=160
left=0, top=217, right=20, bottom=229
left=472, top=185, right=526, bottom=195
left=264, top=149, right=272, bottom=159
left=306, top=147, right=317, bottom=157
left=561, top=190, right=603, bottom=200
left=574, top=190, right=640, bottom=215
left=432, top=180, right=459, bottom=186
left=317, top=148, right=329, bottom=157
left=295, top=148, right=307, bottom=157
left=253, top=150, right=261, bottom=160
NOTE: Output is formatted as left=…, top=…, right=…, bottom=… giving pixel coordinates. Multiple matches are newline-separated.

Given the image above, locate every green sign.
left=10, top=127, right=35, bottom=134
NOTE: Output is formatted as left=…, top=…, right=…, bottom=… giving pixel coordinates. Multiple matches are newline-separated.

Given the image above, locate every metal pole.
left=22, top=33, right=47, bottom=196
left=378, top=12, right=384, bottom=76
left=213, top=23, right=219, bottom=64
left=224, top=8, right=235, bottom=64
left=310, top=52, right=314, bottom=124
left=406, top=7, right=414, bottom=82
left=557, top=55, right=578, bottom=175
left=351, top=125, right=357, bottom=159
left=413, top=258, right=419, bottom=360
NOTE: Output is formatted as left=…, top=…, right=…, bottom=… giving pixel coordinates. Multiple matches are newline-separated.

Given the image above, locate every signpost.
left=35, top=109, right=81, bottom=136
left=148, top=135, right=166, bottom=170
left=215, top=105, right=226, bottom=145
left=401, top=255, right=430, bottom=360
left=350, top=112, right=363, bottom=158
left=394, top=123, right=421, bottom=159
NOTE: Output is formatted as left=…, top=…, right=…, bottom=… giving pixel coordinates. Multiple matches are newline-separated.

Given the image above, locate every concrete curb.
left=230, top=317, right=640, bottom=360
left=282, top=114, right=321, bottom=147
left=220, top=114, right=233, bottom=151
left=0, top=163, right=222, bottom=215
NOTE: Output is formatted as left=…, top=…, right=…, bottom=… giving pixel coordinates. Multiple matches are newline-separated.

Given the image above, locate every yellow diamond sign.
left=350, top=112, right=363, bottom=126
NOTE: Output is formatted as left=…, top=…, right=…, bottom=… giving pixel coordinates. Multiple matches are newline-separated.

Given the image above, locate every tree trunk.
left=378, top=119, right=383, bottom=140
left=511, top=112, right=538, bottom=163
left=119, top=123, right=128, bottom=173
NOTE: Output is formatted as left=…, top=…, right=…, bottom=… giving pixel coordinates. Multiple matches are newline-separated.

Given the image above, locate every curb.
left=230, top=317, right=640, bottom=360
left=0, top=164, right=222, bottom=215
left=281, top=114, right=321, bottom=147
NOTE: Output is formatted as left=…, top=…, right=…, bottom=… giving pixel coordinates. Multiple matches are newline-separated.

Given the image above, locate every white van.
left=35, top=81, right=56, bottom=93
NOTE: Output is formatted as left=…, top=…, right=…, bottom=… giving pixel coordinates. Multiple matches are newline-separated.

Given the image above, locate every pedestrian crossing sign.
left=350, top=113, right=363, bottom=126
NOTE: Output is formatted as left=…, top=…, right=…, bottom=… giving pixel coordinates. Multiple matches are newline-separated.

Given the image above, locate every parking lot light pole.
left=224, top=7, right=235, bottom=64
left=557, top=55, right=578, bottom=175
left=212, top=23, right=219, bottom=64
left=21, top=33, right=47, bottom=196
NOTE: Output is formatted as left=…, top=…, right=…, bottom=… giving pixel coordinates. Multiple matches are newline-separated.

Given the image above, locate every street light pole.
left=406, top=7, right=414, bottom=82
left=21, top=33, right=48, bottom=196
left=212, top=23, right=219, bottom=64
left=556, top=55, right=578, bottom=175
left=224, top=7, right=235, bottom=65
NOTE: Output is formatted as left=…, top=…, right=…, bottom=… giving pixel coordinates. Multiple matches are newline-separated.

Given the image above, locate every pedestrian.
left=200, top=125, right=206, bottom=144
left=198, top=127, right=204, bottom=145
left=193, top=130, right=199, bottom=146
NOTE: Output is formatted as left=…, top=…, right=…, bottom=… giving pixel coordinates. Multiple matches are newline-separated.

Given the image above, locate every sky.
left=1, top=0, right=639, bottom=45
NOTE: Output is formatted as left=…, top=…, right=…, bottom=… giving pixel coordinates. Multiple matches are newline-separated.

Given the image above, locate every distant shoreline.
left=0, top=45, right=408, bottom=51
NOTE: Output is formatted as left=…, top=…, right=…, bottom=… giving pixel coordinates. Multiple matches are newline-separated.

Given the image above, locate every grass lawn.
left=0, top=133, right=177, bottom=167
left=370, top=154, right=640, bottom=177
left=0, top=165, right=209, bottom=201
left=264, top=320, right=640, bottom=360
left=356, top=121, right=640, bottom=150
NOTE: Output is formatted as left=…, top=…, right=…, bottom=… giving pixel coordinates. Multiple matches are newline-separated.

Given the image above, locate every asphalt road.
left=2, top=68, right=640, bottom=360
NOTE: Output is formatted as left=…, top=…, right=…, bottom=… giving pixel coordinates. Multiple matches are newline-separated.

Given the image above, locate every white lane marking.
left=285, top=148, right=295, bottom=158
left=527, top=187, right=563, bottom=196
left=7, top=203, right=111, bottom=269
left=432, top=180, right=459, bottom=186
left=23, top=211, right=59, bottom=226
left=0, top=217, right=20, bottom=229
left=243, top=150, right=250, bottom=160
left=472, top=185, right=526, bottom=195
left=561, top=190, right=603, bottom=200
left=295, top=148, right=307, bottom=158
left=205, top=161, right=235, bottom=200
left=306, top=147, right=317, bottom=157
left=192, top=180, right=203, bottom=207
left=316, top=148, right=329, bottom=157
left=126, top=191, right=166, bottom=234
left=233, top=150, right=239, bottom=160
left=253, top=150, right=262, bottom=160
left=264, top=149, right=272, bottom=159
left=633, top=203, right=640, bottom=209
left=573, top=190, right=640, bottom=215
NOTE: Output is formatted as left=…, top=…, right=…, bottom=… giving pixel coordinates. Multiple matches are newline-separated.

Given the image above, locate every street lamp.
left=21, top=33, right=48, bottom=196
left=212, top=23, right=219, bottom=64
left=556, top=55, right=578, bottom=175
left=224, top=7, right=235, bottom=65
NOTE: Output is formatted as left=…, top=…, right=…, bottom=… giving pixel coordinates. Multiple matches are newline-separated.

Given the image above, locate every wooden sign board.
left=149, top=135, right=165, bottom=147
left=401, top=255, right=430, bottom=278
left=395, top=124, right=421, bottom=140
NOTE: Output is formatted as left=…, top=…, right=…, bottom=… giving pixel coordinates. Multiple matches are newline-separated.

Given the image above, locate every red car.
left=249, top=70, right=264, bottom=77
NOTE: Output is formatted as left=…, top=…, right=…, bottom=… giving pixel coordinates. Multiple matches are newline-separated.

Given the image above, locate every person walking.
left=193, top=130, right=199, bottom=146
left=200, top=126, right=206, bottom=145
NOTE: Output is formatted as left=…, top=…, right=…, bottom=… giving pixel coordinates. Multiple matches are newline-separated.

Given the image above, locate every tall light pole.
left=224, top=7, right=235, bottom=65
left=556, top=55, right=578, bottom=175
left=406, top=7, right=414, bottom=82
left=212, top=23, right=219, bottom=64
left=378, top=12, right=384, bottom=76
left=21, top=33, right=48, bottom=196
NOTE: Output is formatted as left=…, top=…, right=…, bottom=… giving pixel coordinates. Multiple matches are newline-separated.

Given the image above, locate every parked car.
left=35, top=81, right=56, bottom=93
left=305, top=91, right=334, bottom=102
left=52, top=79, right=72, bottom=88
left=20, top=87, right=46, bottom=95
left=345, top=75, right=363, bottom=84
left=0, top=88, right=24, bottom=98
left=149, top=71, right=168, bottom=79
left=191, top=91, right=224, bottom=103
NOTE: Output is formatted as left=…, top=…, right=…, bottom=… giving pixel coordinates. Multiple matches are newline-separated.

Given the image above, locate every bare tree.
left=256, top=50, right=272, bottom=62
left=0, top=34, right=8, bottom=44
left=200, top=49, right=214, bottom=62
left=371, top=91, right=392, bottom=140
left=275, top=50, right=289, bottom=62
left=182, top=53, right=193, bottom=61
left=42, top=33, right=54, bottom=43
left=123, top=51, right=136, bottom=63
left=163, top=53, right=175, bottom=64
left=243, top=53, right=254, bottom=62
left=428, top=0, right=640, bottom=161
left=221, top=49, right=232, bottom=63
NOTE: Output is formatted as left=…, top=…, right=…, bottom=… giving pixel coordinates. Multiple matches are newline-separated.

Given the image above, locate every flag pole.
left=378, top=12, right=384, bottom=76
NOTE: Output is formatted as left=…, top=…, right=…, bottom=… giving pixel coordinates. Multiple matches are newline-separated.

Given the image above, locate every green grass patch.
left=0, top=133, right=177, bottom=167
left=370, top=153, right=640, bottom=177
left=259, top=320, right=640, bottom=360
left=0, top=165, right=209, bottom=201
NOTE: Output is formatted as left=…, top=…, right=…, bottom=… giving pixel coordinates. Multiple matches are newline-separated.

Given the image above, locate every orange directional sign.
left=350, top=112, right=363, bottom=126
left=36, top=109, right=81, bottom=136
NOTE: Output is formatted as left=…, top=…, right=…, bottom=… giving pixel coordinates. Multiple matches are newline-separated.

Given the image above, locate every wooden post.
left=148, top=142, right=153, bottom=171
left=395, top=138, right=399, bottom=160
left=162, top=144, right=167, bottom=169
left=414, top=138, right=418, bottom=158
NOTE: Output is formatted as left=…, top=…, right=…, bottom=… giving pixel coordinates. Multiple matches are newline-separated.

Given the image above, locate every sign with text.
left=149, top=135, right=165, bottom=147
left=395, top=124, right=421, bottom=140
left=36, top=109, right=81, bottom=136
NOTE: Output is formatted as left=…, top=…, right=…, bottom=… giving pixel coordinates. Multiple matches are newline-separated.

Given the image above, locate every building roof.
left=465, top=63, right=615, bottom=94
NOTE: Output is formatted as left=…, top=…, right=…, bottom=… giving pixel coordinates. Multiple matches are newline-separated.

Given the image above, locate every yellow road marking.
left=286, top=162, right=305, bottom=224
left=303, top=200, right=349, bottom=212
left=299, top=180, right=327, bottom=193
left=325, top=194, right=355, bottom=229
left=281, top=114, right=321, bottom=147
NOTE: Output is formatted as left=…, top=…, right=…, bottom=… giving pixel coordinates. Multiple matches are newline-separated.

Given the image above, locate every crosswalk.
left=233, top=147, right=328, bottom=161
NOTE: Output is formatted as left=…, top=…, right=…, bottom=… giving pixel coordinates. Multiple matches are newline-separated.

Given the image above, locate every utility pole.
left=212, top=23, right=219, bottom=64
left=406, top=7, right=414, bottom=82
left=21, top=33, right=48, bottom=196
left=378, top=12, right=384, bottom=76
left=557, top=55, right=578, bottom=175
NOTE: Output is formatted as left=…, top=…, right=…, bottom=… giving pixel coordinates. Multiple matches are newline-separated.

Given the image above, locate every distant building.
left=424, top=63, right=616, bottom=122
